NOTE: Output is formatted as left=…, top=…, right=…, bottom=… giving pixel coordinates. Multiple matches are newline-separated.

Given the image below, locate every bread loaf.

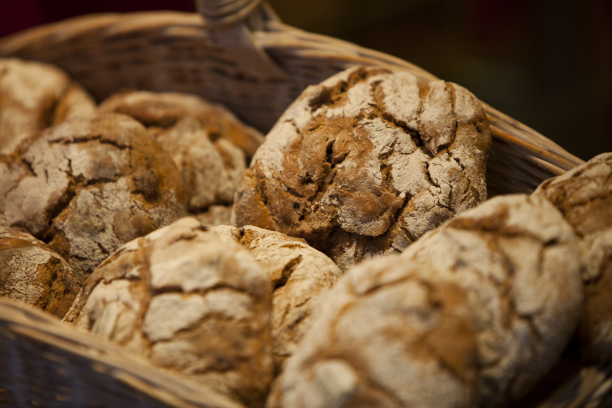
left=0, top=58, right=96, bottom=154
left=401, top=194, right=584, bottom=406
left=233, top=66, right=491, bottom=270
left=63, top=217, right=273, bottom=408
left=0, top=113, right=185, bottom=284
left=0, top=226, right=78, bottom=318
left=209, top=225, right=343, bottom=371
left=267, top=256, right=479, bottom=408
left=534, top=152, right=612, bottom=362
left=99, top=92, right=257, bottom=213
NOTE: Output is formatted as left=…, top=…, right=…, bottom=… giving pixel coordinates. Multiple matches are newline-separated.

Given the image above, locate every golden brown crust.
left=234, top=66, right=491, bottom=270
left=63, top=217, right=273, bottom=408
left=0, top=226, right=78, bottom=318
left=0, top=113, right=185, bottom=284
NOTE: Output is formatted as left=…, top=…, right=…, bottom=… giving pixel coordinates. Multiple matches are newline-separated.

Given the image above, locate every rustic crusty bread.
left=0, top=58, right=96, bottom=155
left=63, top=217, right=274, bottom=408
left=401, top=194, right=584, bottom=406
left=233, top=65, right=491, bottom=270
left=209, top=224, right=343, bottom=372
left=98, top=90, right=264, bottom=158
left=99, top=91, right=260, bottom=213
left=0, top=226, right=78, bottom=318
left=267, top=256, right=479, bottom=408
left=534, top=152, right=612, bottom=362
left=0, top=113, right=185, bottom=285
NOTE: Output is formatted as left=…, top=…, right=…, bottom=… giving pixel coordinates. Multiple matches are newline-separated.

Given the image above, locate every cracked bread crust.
left=233, top=66, right=491, bottom=270
left=0, top=58, right=96, bottom=155
left=533, top=152, right=612, bottom=362
left=0, top=226, right=78, bottom=318
left=401, top=194, right=583, bottom=407
left=267, top=256, right=479, bottom=408
left=208, top=224, right=343, bottom=372
left=0, top=113, right=185, bottom=285
left=100, top=91, right=254, bottom=213
left=98, top=90, right=264, bottom=159
left=63, top=217, right=273, bottom=408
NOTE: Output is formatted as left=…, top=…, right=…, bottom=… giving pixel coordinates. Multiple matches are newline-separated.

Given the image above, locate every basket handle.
left=194, top=0, right=288, bottom=80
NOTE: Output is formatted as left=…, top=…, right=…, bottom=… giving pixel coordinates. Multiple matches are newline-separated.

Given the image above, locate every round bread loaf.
left=0, top=58, right=96, bottom=154
left=533, top=152, right=612, bottom=362
left=401, top=194, right=584, bottom=407
left=98, top=90, right=264, bottom=159
left=267, top=256, right=479, bottom=408
left=0, top=113, right=185, bottom=285
left=209, top=224, right=343, bottom=371
left=63, top=217, right=273, bottom=408
left=100, top=91, right=256, bottom=213
left=233, top=65, right=492, bottom=270
left=0, top=226, right=78, bottom=318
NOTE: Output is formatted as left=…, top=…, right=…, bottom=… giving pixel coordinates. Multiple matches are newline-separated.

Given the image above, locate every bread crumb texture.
left=0, top=113, right=185, bottom=285
left=0, top=58, right=96, bottom=155
left=63, top=217, right=273, bottom=408
left=99, top=91, right=264, bottom=213
left=209, top=225, right=343, bottom=371
left=0, top=226, right=78, bottom=318
left=534, top=152, right=612, bottom=362
left=233, top=66, right=491, bottom=270
left=267, top=256, right=479, bottom=408
left=402, top=194, right=584, bottom=406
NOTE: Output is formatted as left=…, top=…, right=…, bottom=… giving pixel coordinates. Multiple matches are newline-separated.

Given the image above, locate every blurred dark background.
left=1, top=0, right=610, bottom=161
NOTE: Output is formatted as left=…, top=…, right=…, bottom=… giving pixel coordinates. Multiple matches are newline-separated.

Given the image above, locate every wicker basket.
left=0, top=0, right=603, bottom=407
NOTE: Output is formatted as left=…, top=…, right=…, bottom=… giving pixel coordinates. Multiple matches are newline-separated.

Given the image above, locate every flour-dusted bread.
left=0, top=58, right=96, bottom=154
left=99, top=91, right=264, bottom=212
left=63, top=217, right=273, bottom=408
left=401, top=194, right=584, bottom=407
left=534, top=152, right=612, bottom=362
left=99, top=90, right=263, bottom=158
left=267, top=256, right=479, bottom=408
left=0, top=113, right=185, bottom=285
left=233, top=65, right=491, bottom=270
left=0, top=226, right=78, bottom=318
left=209, top=225, right=343, bottom=371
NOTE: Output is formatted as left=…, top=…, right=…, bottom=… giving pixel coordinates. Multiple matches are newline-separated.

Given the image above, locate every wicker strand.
left=194, top=0, right=288, bottom=80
